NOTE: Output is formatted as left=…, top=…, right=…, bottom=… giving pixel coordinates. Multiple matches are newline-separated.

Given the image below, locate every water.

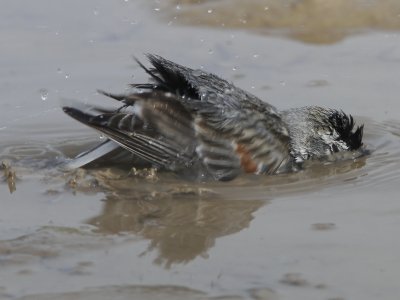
left=1, top=1, right=400, bottom=299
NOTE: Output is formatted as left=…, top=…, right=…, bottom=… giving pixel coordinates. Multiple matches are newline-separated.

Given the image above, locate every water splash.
left=39, top=88, right=49, bottom=101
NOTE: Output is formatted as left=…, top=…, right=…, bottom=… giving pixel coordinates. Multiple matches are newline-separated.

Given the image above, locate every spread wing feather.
left=63, top=55, right=291, bottom=180
left=132, top=55, right=291, bottom=176
left=63, top=94, right=197, bottom=170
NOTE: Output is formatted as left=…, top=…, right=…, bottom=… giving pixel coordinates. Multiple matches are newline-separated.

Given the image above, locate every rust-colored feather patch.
left=236, top=144, right=258, bottom=173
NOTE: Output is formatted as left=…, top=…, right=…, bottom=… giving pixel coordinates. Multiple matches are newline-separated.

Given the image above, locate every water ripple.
left=1, top=119, right=400, bottom=198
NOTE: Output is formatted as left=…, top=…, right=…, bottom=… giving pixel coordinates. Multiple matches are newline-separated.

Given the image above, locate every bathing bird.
left=63, top=54, right=363, bottom=181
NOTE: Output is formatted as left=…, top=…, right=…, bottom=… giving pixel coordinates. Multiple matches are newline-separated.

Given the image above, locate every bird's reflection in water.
left=81, top=147, right=368, bottom=268
left=85, top=169, right=266, bottom=268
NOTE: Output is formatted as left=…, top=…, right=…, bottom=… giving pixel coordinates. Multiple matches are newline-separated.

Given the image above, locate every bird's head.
left=281, top=106, right=364, bottom=163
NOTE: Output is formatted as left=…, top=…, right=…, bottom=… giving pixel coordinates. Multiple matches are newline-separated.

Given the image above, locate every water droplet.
left=39, top=88, right=48, bottom=101
left=193, top=69, right=203, bottom=76
left=57, top=68, right=62, bottom=74
left=93, top=9, right=99, bottom=16
left=280, top=80, right=286, bottom=86
left=154, top=7, right=160, bottom=12
left=99, top=134, right=105, bottom=140
left=176, top=5, right=181, bottom=10
left=65, top=73, right=70, bottom=79
left=264, top=6, right=269, bottom=11
left=208, top=49, right=213, bottom=54
left=207, top=9, right=213, bottom=14
left=224, top=88, right=232, bottom=95
left=252, top=54, right=259, bottom=59
left=232, top=66, right=238, bottom=71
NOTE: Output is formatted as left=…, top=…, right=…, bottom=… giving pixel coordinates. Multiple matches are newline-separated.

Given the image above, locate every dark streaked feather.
left=63, top=105, right=195, bottom=170
left=144, top=54, right=288, bottom=132
left=140, top=55, right=291, bottom=175
left=62, top=55, right=292, bottom=179
left=194, top=119, right=241, bottom=181
left=329, top=111, right=364, bottom=150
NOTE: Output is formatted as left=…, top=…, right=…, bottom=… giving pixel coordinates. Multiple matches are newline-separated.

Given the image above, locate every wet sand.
left=1, top=1, right=400, bottom=299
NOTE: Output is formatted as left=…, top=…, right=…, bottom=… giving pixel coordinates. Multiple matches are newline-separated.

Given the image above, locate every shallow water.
left=1, top=1, right=400, bottom=300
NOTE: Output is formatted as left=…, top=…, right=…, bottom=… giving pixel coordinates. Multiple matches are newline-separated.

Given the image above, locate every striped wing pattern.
left=63, top=55, right=291, bottom=180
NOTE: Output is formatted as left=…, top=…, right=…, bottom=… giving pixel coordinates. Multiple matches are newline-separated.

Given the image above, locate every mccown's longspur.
left=63, top=54, right=364, bottom=181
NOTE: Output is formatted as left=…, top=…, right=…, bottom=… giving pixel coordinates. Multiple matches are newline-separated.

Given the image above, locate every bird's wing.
left=63, top=55, right=291, bottom=180
left=130, top=54, right=292, bottom=178
left=63, top=92, right=197, bottom=171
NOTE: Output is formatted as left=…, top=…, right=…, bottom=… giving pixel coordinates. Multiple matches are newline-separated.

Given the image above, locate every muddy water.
left=1, top=1, right=400, bottom=299
left=160, top=0, right=400, bottom=44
